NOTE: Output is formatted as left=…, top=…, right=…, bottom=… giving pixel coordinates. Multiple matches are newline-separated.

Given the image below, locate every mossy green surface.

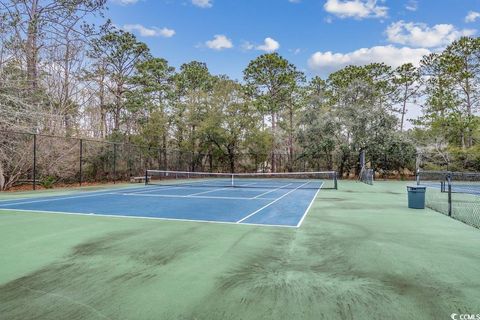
left=1, top=181, right=479, bottom=320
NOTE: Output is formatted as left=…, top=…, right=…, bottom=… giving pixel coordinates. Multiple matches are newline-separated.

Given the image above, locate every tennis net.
left=145, top=170, right=338, bottom=190
left=359, top=167, right=373, bottom=185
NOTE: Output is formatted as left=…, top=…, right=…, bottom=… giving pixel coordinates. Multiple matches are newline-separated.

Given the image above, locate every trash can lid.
left=407, top=186, right=426, bottom=190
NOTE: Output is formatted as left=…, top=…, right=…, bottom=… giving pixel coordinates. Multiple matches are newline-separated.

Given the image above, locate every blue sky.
left=108, top=0, right=479, bottom=81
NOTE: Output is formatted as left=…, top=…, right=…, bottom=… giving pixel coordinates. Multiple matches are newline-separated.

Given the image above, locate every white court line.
left=0, top=208, right=297, bottom=228
left=0, top=184, right=153, bottom=203
left=234, top=182, right=260, bottom=187
left=0, top=191, right=118, bottom=207
left=128, top=181, right=247, bottom=195
left=296, top=182, right=324, bottom=228
left=252, top=183, right=293, bottom=199
left=123, top=185, right=194, bottom=194
left=186, top=187, right=232, bottom=196
left=236, top=182, right=310, bottom=223
left=112, top=192, right=275, bottom=201
left=186, top=181, right=260, bottom=197
left=0, top=183, right=200, bottom=207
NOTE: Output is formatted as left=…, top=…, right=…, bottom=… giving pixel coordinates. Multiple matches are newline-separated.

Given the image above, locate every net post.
left=33, top=133, right=36, bottom=191
left=333, top=171, right=338, bottom=189
left=145, top=170, right=148, bottom=186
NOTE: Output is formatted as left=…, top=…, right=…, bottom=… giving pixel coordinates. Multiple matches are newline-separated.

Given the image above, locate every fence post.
left=33, top=133, right=37, bottom=190
left=127, top=144, right=132, bottom=179
left=113, top=144, right=117, bottom=184
left=447, top=177, right=452, bottom=217
left=79, top=139, right=83, bottom=187
left=190, top=151, right=194, bottom=172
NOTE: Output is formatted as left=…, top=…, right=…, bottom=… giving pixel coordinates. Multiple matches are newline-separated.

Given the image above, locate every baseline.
left=0, top=208, right=296, bottom=228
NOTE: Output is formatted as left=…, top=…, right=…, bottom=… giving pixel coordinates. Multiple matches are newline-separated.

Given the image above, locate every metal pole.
left=145, top=170, right=148, bottom=186
left=127, top=144, right=132, bottom=179
left=448, top=176, right=452, bottom=217
left=33, top=134, right=37, bottom=190
left=113, top=144, right=117, bottom=184
left=191, top=151, right=194, bottom=172
left=79, top=139, right=83, bottom=187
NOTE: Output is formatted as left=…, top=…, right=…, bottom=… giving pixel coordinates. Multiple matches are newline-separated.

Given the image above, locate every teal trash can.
left=407, top=186, right=426, bottom=209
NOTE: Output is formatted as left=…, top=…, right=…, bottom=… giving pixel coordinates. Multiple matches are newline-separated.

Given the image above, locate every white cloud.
left=256, top=37, right=280, bottom=52
left=205, top=35, right=233, bottom=50
left=323, top=0, right=388, bottom=19
left=308, top=45, right=430, bottom=75
left=192, top=0, right=212, bottom=8
left=386, top=21, right=476, bottom=48
left=465, top=11, right=480, bottom=23
left=158, top=28, right=176, bottom=38
left=123, top=24, right=175, bottom=38
left=110, top=0, right=139, bottom=5
left=241, top=41, right=254, bottom=50
left=405, top=0, right=418, bottom=11
left=242, top=38, right=280, bottom=52
left=289, top=0, right=301, bottom=3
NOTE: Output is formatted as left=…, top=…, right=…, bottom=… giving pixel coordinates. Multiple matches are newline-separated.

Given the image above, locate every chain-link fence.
left=417, top=170, right=480, bottom=229
left=0, top=131, right=34, bottom=190
left=0, top=131, right=337, bottom=191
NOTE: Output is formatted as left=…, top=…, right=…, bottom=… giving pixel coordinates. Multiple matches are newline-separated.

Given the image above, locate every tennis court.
left=2, top=180, right=480, bottom=320
left=0, top=171, right=337, bottom=227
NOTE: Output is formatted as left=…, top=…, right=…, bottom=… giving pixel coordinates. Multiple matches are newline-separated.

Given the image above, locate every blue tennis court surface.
left=0, top=181, right=324, bottom=227
left=420, top=182, right=480, bottom=195
left=450, top=184, right=480, bottom=195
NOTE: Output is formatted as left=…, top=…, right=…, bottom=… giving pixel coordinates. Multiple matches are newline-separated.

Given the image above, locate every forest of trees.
left=1, top=1, right=479, bottom=190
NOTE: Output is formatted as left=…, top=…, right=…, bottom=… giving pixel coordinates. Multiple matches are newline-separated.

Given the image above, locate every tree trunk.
left=271, top=112, right=276, bottom=172
left=465, top=77, right=472, bottom=148
left=288, top=107, right=294, bottom=171
left=190, top=125, right=196, bottom=172
left=208, top=151, right=213, bottom=172
left=115, top=105, right=121, bottom=131
left=327, top=152, right=333, bottom=171
left=158, top=147, right=162, bottom=170
left=162, top=132, right=168, bottom=170
left=229, top=154, right=235, bottom=173
left=26, top=0, right=39, bottom=92
left=63, top=40, right=72, bottom=136
left=400, top=86, right=408, bottom=132
left=0, top=162, right=5, bottom=191
left=114, top=83, right=123, bottom=131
